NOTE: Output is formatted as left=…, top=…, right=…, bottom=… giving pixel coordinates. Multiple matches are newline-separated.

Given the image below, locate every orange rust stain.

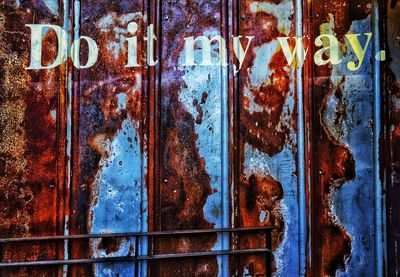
left=238, top=174, right=284, bottom=275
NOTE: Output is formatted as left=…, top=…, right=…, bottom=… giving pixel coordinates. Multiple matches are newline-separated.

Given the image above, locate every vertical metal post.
left=295, top=0, right=307, bottom=275
left=134, top=235, right=139, bottom=277
left=265, top=229, right=272, bottom=277
left=372, top=1, right=385, bottom=276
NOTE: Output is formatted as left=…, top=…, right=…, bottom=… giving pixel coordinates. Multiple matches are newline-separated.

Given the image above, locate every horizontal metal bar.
left=0, top=248, right=271, bottom=268
left=0, top=226, right=273, bottom=243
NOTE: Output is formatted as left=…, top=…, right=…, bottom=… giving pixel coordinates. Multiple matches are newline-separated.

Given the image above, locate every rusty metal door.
left=0, top=0, right=399, bottom=276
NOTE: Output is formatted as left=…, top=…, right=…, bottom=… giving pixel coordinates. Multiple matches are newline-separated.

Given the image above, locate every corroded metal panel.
left=0, top=0, right=398, bottom=276
left=0, top=1, right=66, bottom=276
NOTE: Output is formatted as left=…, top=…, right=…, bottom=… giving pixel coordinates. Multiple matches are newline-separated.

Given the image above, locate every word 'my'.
left=278, top=33, right=386, bottom=71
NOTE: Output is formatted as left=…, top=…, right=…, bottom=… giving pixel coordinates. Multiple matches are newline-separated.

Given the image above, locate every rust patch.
left=98, top=237, right=123, bottom=255
left=237, top=174, right=284, bottom=275
left=313, top=130, right=355, bottom=276
left=242, top=49, right=293, bottom=156
left=390, top=0, right=399, bottom=9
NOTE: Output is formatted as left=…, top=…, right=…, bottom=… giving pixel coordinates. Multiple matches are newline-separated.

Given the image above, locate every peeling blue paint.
left=43, top=0, right=59, bottom=16
left=90, top=117, right=147, bottom=277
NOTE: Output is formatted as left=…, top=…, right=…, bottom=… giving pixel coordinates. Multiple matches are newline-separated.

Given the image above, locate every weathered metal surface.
left=0, top=1, right=65, bottom=276
left=0, top=0, right=398, bottom=276
left=385, top=0, right=400, bottom=276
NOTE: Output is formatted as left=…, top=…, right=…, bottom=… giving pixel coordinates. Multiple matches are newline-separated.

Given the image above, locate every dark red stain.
left=386, top=70, right=400, bottom=276
left=390, top=0, right=399, bottom=9
left=98, top=237, right=123, bottom=255
left=311, top=1, right=371, bottom=44
left=155, top=84, right=218, bottom=276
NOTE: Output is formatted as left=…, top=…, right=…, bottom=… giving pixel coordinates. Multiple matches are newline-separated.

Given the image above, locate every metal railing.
left=0, top=226, right=273, bottom=276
